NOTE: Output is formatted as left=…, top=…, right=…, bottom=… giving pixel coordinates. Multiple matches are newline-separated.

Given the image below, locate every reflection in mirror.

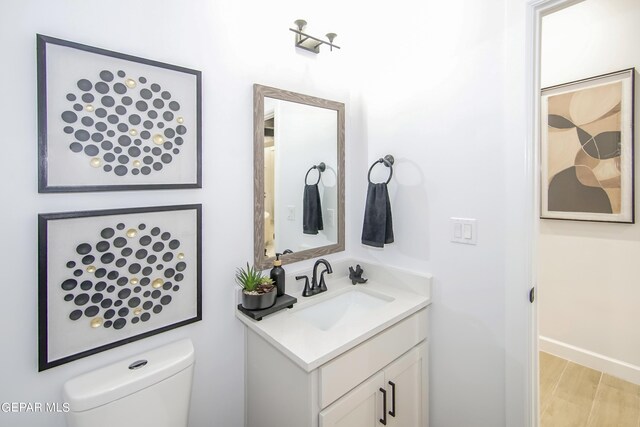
left=254, top=85, right=344, bottom=269
left=263, top=98, right=338, bottom=258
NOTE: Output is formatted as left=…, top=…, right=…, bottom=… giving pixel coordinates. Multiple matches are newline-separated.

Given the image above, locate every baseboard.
left=539, top=336, right=640, bottom=385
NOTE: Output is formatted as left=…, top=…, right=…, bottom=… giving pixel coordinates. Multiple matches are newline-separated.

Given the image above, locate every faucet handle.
left=296, top=275, right=314, bottom=297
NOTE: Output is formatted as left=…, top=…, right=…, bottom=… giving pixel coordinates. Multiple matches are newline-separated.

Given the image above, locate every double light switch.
left=450, top=217, right=477, bottom=245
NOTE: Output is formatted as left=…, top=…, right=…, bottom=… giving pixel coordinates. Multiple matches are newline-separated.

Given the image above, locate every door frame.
left=523, top=0, right=586, bottom=426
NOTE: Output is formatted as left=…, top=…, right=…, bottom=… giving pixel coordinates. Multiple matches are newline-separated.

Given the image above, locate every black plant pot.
left=242, top=288, right=277, bottom=311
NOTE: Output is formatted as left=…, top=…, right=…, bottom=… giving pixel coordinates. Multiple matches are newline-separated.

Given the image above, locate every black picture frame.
left=38, top=204, right=202, bottom=371
left=540, top=68, right=635, bottom=223
left=37, top=34, right=202, bottom=192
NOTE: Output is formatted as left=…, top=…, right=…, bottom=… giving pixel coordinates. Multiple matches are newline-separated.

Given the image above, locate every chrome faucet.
left=296, top=258, right=333, bottom=297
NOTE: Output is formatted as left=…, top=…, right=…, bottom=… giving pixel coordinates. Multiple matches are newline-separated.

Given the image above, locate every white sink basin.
left=293, top=288, right=394, bottom=331
left=236, top=259, right=432, bottom=371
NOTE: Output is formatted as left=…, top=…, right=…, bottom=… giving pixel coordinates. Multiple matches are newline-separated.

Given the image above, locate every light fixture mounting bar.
left=289, top=27, right=340, bottom=54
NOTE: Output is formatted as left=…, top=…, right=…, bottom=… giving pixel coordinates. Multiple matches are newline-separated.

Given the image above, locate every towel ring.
left=305, top=162, right=326, bottom=185
left=367, top=155, right=394, bottom=184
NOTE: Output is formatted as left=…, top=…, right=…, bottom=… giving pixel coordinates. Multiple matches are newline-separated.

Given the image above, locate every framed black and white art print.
left=38, top=204, right=202, bottom=371
left=37, top=34, right=202, bottom=192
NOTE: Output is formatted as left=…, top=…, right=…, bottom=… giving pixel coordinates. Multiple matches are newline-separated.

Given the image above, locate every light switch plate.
left=450, top=217, right=477, bottom=245
left=287, top=205, right=295, bottom=221
left=327, top=208, right=335, bottom=227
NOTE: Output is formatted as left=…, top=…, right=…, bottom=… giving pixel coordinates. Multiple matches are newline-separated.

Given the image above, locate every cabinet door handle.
left=388, top=381, right=396, bottom=417
left=379, top=387, right=387, bottom=425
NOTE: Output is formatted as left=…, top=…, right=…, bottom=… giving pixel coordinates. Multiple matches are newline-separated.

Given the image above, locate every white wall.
left=0, top=1, right=363, bottom=426
left=538, top=0, right=640, bottom=383
left=351, top=1, right=510, bottom=425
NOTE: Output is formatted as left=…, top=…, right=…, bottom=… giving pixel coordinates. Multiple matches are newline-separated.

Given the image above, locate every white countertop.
left=235, top=259, right=432, bottom=372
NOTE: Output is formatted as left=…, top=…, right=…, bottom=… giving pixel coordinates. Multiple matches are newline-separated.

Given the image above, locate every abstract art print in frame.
left=541, top=68, right=635, bottom=223
left=38, top=204, right=202, bottom=371
left=37, top=34, right=202, bottom=192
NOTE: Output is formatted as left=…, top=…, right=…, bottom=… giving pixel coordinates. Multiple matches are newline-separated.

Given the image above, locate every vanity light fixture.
left=289, top=19, right=340, bottom=54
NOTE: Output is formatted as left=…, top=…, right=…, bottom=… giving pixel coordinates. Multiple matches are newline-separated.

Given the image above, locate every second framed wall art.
left=38, top=204, right=202, bottom=371
left=37, top=34, right=202, bottom=192
left=540, top=68, right=635, bottom=223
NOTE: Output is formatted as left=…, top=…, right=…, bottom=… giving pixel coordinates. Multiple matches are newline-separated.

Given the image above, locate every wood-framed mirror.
left=253, top=84, right=345, bottom=269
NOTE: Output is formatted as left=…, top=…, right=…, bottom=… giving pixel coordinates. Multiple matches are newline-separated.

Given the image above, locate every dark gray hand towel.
left=361, top=182, right=394, bottom=247
left=303, top=184, right=323, bottom=235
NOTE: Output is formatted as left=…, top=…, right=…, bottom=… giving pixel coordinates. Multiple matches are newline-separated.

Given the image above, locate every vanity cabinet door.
left=384, top=343, right=428, bottom=427
left=319, top=372, right=386, bottom=427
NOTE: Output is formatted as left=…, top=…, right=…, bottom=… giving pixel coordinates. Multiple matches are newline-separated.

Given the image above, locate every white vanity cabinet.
left=319, top=343, right=427, bottom=427
left=383, top=343, right=428, bottom=426
left=245, top=308, right=429, bottom=427
left=318, top=371, right=385, bottom=427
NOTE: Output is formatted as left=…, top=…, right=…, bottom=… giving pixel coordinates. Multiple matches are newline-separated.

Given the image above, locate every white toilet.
left=63, top=339, right=195, bottom=427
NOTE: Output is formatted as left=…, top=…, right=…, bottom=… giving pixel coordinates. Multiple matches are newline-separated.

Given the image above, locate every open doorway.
left=536, top=0, right=640, bottom=425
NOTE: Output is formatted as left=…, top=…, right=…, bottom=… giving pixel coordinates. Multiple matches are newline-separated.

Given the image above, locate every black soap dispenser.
left=270, top=253, right=285, bottom=297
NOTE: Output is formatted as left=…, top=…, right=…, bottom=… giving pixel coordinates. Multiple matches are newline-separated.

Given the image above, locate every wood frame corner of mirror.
left=253, top=84, right=345, bottom=269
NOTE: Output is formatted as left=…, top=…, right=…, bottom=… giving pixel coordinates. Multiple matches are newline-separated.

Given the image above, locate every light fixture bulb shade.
left=294, top=19, right=307, bottom=30
left=326, top=33, right=337, bottom=43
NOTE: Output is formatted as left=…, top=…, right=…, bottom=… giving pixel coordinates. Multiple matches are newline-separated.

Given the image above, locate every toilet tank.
left=63, top=339, right=195, bottom=427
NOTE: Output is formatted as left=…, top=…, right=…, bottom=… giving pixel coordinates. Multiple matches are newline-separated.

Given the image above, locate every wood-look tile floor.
left=540, top=351, right=640, bottom=426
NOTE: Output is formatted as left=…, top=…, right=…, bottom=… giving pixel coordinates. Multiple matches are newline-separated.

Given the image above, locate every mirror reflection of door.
left=264, top=113, right=275, bottom=258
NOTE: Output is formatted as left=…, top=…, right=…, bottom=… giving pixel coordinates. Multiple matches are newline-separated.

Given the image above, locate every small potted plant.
left=236, top=263, right=277, bottom=310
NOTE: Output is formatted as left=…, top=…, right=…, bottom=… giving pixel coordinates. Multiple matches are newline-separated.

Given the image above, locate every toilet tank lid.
left=63, top=338, right=195, bottom=412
